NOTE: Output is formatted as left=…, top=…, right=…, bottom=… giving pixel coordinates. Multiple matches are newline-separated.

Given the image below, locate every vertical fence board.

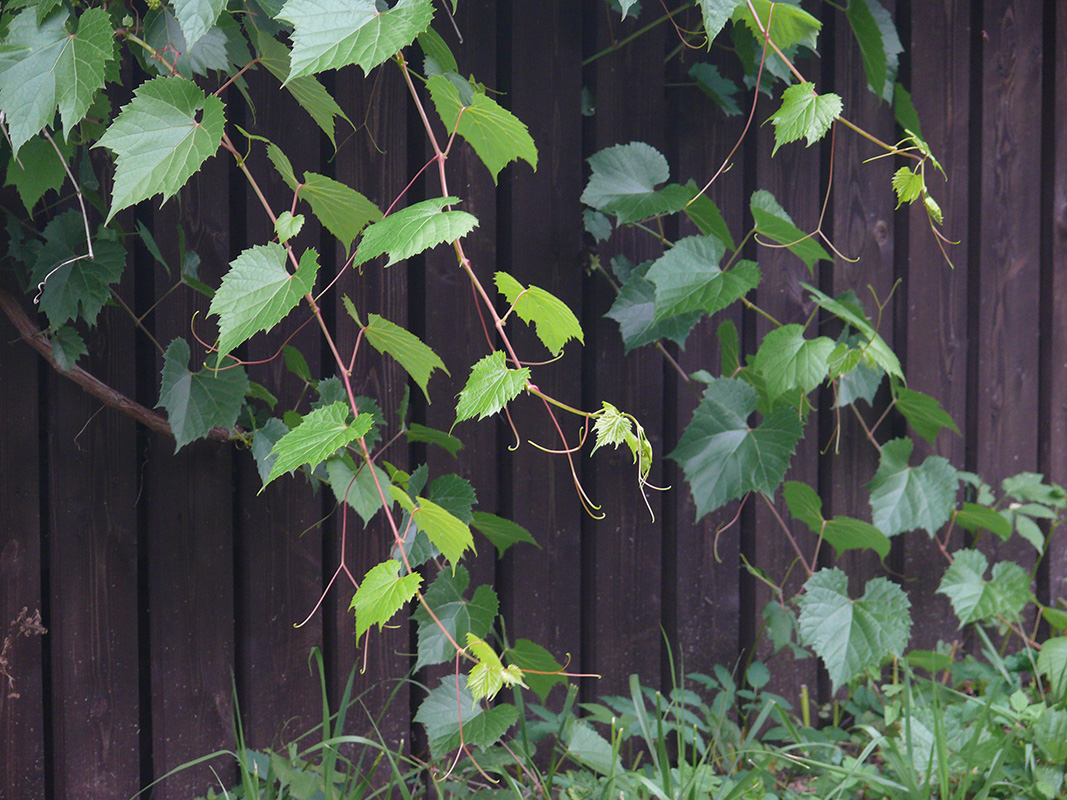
left=588, top=7, right=666, bottom=696
left=0, top=314, right=45, bottom=799
left=503, top=0, right=585, bottom=687
left=904, top=0, right=972, bottom=647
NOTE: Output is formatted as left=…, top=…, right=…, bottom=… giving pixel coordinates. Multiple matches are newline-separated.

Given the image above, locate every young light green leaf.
left=891, top=166, right=923, bottom=208
left=5, top=134, right=70, bottom=213
left=495, top=272, right=583, bottom=355
left=158, top=338, right=249, bottom=451
left=301, top=172, right=382, bottom=254
left=454, top=351, right=530, bottom=425
left=750, top=190, right=831, bottom=270
left=936, top=549, right=1031, bottom=627
left=352, top=197, right=477, bottom=268
left=750, top=324, right=835, bottom=402
left=797, top=568, right=911, bottom=693
left=592, top=401, right=633, bottom=455
left=671, top=377, right=803, bottom=519
left=803, top=283, right=903, bottom=380
left=415, top=678, right=518, bottom=758
left=581, top=142, right=691, bottom=223
left=351, top=559, right=422, bottom=640
left=412, top=497, right=475, bottom=569
left=362, top=313, right=448, bottom=402
left=50, top=324, right=86, bottom=373
left=645, top=236, right=759, bottom=321
left=278, top=0, right=434, bottom=80
left=264, top=401, right=371, bottom=488
left=325, top=455, right=393, bottom=526
left=466, top=633, right=527, bottom=702
left=846, top=0, right=902, bottom=100
left=427, top=74, right=538, bottom=183
left=95, top=76, right=225, bottom=222
left=605, top=271, right=701, bottom=353
left=405, top=423, right=463, bottom=457
left=732, top=0, right=822, bottom=52
left=274, top=212, right=304, bottom=243
left=30, top=211, right=125, bottom=328
left=173, top=0, right=226, bottom=48
left=254, top=31, right=351, bottom=149
left=768, top=82, right=842, bottom=154
left=210, top=244, right=319, bottom=363
left=894, top=386, right=960, bottom=445
left=867, top=437, right=958, bottom=537
left=412, top=567, right=497, bottom=670
left=1038, top=638, right=1067, bottom=702
left=0, top=8, right=115, bottom=156
left=470, top=511, right=538, bottom=557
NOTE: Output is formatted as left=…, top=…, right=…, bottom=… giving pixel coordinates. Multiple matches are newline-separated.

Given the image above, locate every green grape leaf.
left=605, top=271, right=701, bottom=353
left=173, top=0, right=226, bottom=48
left=846, top=0, right=902, bottom=100
left=592, top=401, right=633, bottom=455
left=894, top=86, right=923, bottom=138
left=30, top=211, right=125, bottom=328
left=783, top=481, right=890, bottom=559
left=470, top=511, right=538, bottom=556
left=645, top=236, right=759, bottom=321
left=583, top=209, right=612, bottom=242
left=581, top=142, right=691, bottom=223
left=768, top=82, right=842, bottom=154
left=681, top=182, right=736, bottom=248
left=953, top=502, right=1012, bottom=540
left=495, top=271, right=583, bottom=355
left=352, top=197, right=477, bottom=268
left=671, top=377, right=803, bottom=519
left=95, top=76, right=225, bottom=223
left=506, top=639, right=565, bottom=701
left=325, top=455, right=393, bottom=526
left=405, top=423, right=463, bottom=457
left=1036, top=706, right=1067, bottom=761
left=144, top=8, right=249, bottom=79
left=210, top=244, right=319, bottom=363
left=750, top=324, right=835, bottom=402
left=5, top=134, right=71, bottom=213
left=274, top=212, right=304, bottom=243
left=254, top=30, right=351, bottom=149
left=50, top=324, right=86, bottom=373
left=0, top=8, right=114, bottom=156
left=427, top=74, right=538, bottom=183
left=454, top=351, right=530, bottom=425
left=415, top=678, right=518, bottom=758
left=936, top=549, right=1031, bottom=627
left=351, top=559, right=422, bottom=640
left=466, top=633, right=526, bottom=702
left=411, top=496, right=474, bottom=569
left=301, top=172, right=381, bottom=255
left=1002, top=471, right=1067, bottom=507
left=732, top=0, right=822, bottom=52
left=1038, top=638, right=1067, bottom=702
left=867, top=437, right=958, bottom=537
left=834, top=342, right=884, bottom=407
left=891, top=166, right=923, bottom=207
left=278, top=0, right=434, bottom=80
left=698, top=0, right=743, bottom=45
left=413, top=567, right=498, bottom=670
left=895, top=386, right=960, bottom=445
left=689, top=62, right=741, bottom=116
left=797, top=568, right=911, bottom=693
left=417, top=26, right=457, bottom=74
left=427, top=473, right=477, bottom=524
left=251, top=418, right=289, bottom=486
left=264, top=401, right=371, bottom=488
left=158, top=338, right=249, bottom=450
left=718, top=319, right=740, bottom=375
left=362, top=313, right=448, bottom=402
left=803, top=284, right=903, bottom=379
left=750, top=190, right=831, bottom=270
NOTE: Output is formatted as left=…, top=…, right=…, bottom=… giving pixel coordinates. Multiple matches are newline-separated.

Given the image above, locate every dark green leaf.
left=5, top=134, right=70, bottom=212
left=426, top=473, right=477, bottom=524
left=49, top=324, right=85, bottom=372
left=158, top=338, right=249, bottom=450
left=506, top=639, right=565, bottom=701
left=732, top=0, right=822, bottom=52
left=953, top=503, right=1012, bottom=540
left=172, top=0, right=226, bottom=48
left=689, top=62, right=741, bottom=116
left=301, top=172, right=381, bottom=255
left=750, top=190, right=831, bottom=270
left=846, top=0, right=902, bottom=100
left=803, top=283, right=902, bottom=380
left=750, top=323, right=835, bottom=402
left=264, top=401, right=371, bottom=487
left=867, top=437, right=958, bottom=537
left=363, top=313, right=448, bottom=402
left=645, top=236, right=759, bottom=321
left=470, top=511, right=538, bottom=556
left=405, top=423, right=463, bottom=457
left=581, top=142, right=691, bottom=223
left=415, top=678, right=517, bottom=757
left=252, top=417, right=289, bottom=486
left=605, top=271, right=701, bottom=353
left=413, top=567, right=497, bottom=669
left=936, top=549, right=1031, bottom=627
left=681, top=182, right=735, bottom=249
left=894, top=386, right=959, bottom=445
left=325, top=455, right=393, bottom=525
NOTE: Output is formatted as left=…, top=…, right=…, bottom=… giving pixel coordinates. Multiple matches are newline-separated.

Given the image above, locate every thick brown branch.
left=0, top=288, right=232, bottom=443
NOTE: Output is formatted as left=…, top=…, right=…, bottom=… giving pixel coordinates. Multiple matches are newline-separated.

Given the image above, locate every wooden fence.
left=3, top=1, right=1066, bottom=797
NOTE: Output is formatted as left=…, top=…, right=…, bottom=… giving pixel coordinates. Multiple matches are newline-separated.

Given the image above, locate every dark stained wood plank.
left=502, top=0, right=585, bottom=692
left=46, top=282, right=141, bottom=797
left=903, top=0, right=973, bottom=649
left=587, top=6, right=667, bottom=697
left=234, top=65, right=325, bottom=748
left=147, top=161, right=236, bottom=798
left=975, top=0, right=1042, bottom=583
left=0, top=312, right=45, bottom=799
